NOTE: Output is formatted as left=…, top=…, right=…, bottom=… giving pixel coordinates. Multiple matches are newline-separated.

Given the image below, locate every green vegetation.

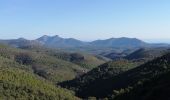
left=0, top=44, right=86, bottom=83
left=60, top=52, right=170, bottom=99
left=0, top=44, right=106, bottom=99
left=59, top=59, right=138, bottom=98
left=0, top=68, right=78, bottom=100
left=0, top=55, right=78, bottom=99
left=22, top=45, right=107, bottom=69
left=114, top=71, right=170, bottom=100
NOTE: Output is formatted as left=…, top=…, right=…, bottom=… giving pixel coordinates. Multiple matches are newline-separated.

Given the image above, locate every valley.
left=0, top=35, right=170, bottom=99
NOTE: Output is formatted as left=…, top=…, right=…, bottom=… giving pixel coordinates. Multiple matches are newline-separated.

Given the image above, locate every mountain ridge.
left=1, top=35, right=169, bottom=49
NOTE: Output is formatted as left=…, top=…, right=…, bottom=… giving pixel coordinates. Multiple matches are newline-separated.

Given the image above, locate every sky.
left=0, top=0, right=170, bottom=43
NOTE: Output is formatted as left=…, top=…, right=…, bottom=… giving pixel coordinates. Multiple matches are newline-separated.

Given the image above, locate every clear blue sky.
left=0, top=0, right=170, bottom=42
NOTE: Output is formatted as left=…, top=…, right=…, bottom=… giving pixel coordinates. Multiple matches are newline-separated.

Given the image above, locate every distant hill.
left=37, top=35, right=87, bottom=48
left=36, top=36, right=170, bottom=50
left=0, top=38, right=41, bottom=48
left=90, top=37, right=148, bottom=48
left=37, top=36, right=153, bottom=49
left=125, top=47, right=170, bottom=61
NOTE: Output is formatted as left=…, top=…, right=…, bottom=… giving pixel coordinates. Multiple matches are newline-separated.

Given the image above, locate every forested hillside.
left=59, top=59, right=138, bottom=98
left=114, top=71, right=170, bottom=100
left=125, top=48, right=170, bottom=61
left=0, top=51, right=78, bottom=100
left=60, top=52, right=170, bottom=99
left=0, top=44, right=108, bottom=83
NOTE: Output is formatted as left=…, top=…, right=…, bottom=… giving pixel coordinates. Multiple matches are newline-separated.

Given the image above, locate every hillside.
left=0, top=44, right=86, bottom=82
left=102, top=49, right=134, bottom=60
left=0, top=55, right=78, bottom=100
left=59, top=59, right=138, bottom=98
left=21, top=45, right=107, bottom=69
left=0, top=43, right=108, bottom=83
left=125, top=48, right=170, bottom=61
left=59, top=53, right=170, bottom=99
left=114, top=71, right=170, bottom=100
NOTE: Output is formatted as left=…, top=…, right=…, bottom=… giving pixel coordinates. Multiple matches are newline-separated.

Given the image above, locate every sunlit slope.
left=0, top=44, right=85, bottom=82
left=0, top=56, right=78, bottom=100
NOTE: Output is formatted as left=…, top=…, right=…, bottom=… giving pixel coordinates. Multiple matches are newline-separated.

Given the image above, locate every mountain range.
left=1, top=35, right=169, bottom=50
